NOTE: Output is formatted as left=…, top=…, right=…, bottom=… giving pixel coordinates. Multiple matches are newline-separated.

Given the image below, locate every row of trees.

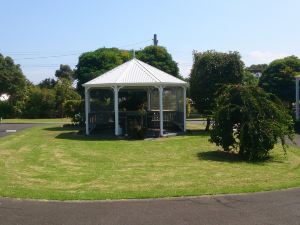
left=0, top=56, right=81, bottom=119
left=189, top=51, right=298, bottom=160
left=0, top=46, right=180, bottom=119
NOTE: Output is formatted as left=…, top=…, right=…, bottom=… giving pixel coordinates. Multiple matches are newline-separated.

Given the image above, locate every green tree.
left=54, top=79, right=81, bottom=117
left=189, top=50, right=244, bottom=130
left=246, top=64, right=268, bottom=74
left=64, top=99, right=84, bottom=118
left=0, top=54, right=27, bottom=100
left=75, top=48, right=131, bottom=95
left=38, top=78, right=57, bottom=89
left=210, top=85, right=294, bottom=160
left=23, top=87, right=56, bottom=118
left=137, top=46, right=180, bottom=78
left=259, top=56, right=300, bottom=107
left=242, top=70, right=259, bottom=86
left=55, top=64, right=74, bottom=81
left=0, top=54, right=30, bottom=117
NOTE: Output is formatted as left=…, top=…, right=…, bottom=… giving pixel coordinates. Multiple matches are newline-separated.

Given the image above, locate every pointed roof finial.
left=132, top=49, right=136, bottom=59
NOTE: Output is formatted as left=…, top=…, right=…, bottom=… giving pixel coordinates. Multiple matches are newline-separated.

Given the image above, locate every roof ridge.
left=86, top=59, right=132, bottom=84
left=115, top=59, right=133, bottom=83
left=134, top=58, right=162, bottom=82
left=139, top=59, right=187, bottom=83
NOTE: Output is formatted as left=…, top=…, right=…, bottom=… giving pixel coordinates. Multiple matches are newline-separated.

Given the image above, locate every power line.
left=117, top=39, right=152, bottom=48
left=6, top=39, right=153, bottom=61
left=13, top=52, right=81, bottom=60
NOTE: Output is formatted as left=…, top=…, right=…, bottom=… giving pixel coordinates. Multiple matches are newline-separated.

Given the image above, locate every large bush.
left=210, top=85, right=294, bottom=160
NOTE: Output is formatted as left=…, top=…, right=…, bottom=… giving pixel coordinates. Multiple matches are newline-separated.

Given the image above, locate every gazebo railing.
left=88, top=111, right=114, bottom=132
left=147, top=110, right=183, bottom=130
left=88, top=110, right=184, bottom=134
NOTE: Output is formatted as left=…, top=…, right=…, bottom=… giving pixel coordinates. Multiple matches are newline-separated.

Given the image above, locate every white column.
left=296, top=78, right=300, bottom=121
left=159, top=86, right=164, bottom=136
left=114, top=86, right=119, bottom=135
left=85, top=87, right=90, bottom=135
left=183, top=86, right=187, bottom=132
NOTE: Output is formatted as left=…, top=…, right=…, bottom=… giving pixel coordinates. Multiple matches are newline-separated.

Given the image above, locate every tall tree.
left=55, top=64, right=75, bottom=81
left=54, top=79, right=81, bottom=117
left=38, top=78, right=57, bottom=89
left=75, top=48, right=131, bottom=95
left=246, top=64, right=268, bottom=74
left=136, top=46, right=180, bottom=78
left=259, top=56, right=300, bottom=107
left=0, top=54, right=30, bottom=117
left=0, top=54, right=27, bottom=99
left=189, top=50, right=244, bottom=130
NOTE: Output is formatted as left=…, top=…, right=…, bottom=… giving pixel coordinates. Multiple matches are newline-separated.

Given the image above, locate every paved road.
left=1, top=188, right=300, bottom=225
left=0, top=123, right=38, bottom=138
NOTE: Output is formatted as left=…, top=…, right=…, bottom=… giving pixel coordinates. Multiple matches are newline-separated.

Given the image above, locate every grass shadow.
left=43, top=126, right=120, bottom=141
left=43, top=126, right=77, bottom=132
left=43, top=126, right=168, bottom=142
left=197, top=150, right=283, bottom=164
left=43, top=126, right=212, bottom=141
left=55, top=132, right=120, bottom=141
left=197, top=150, right=244, bottom=163
left=185, top=129, right=210, bottom=137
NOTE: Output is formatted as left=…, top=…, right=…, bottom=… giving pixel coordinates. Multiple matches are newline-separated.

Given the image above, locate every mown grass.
left=1, top=118, right=71, bottom=124
left=0, top=124, right=300, bottom=200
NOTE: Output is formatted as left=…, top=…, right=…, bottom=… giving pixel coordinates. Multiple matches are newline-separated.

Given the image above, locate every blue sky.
left=1, top=0, right=300, bottom=83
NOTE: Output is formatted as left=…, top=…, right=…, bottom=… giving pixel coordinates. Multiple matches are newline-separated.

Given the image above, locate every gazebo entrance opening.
left=86, top=86, right=185, bottom=137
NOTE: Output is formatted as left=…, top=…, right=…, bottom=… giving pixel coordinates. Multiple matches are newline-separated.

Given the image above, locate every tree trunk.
left=205, top=118, right=211, bottom=131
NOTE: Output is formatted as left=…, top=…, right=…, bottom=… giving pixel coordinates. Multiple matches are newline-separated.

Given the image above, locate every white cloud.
left=248, top=51, right=288, bottom=63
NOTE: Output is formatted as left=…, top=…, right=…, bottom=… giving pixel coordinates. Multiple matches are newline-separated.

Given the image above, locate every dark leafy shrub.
left=128, top=119, right=146, bottom=139
left=210, top=85, right=294, bottom=160
left=0, top=101, right=14, bottom=118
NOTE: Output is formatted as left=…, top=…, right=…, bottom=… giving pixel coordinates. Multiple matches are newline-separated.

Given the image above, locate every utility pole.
left=153, top=34, right=158, bottom=46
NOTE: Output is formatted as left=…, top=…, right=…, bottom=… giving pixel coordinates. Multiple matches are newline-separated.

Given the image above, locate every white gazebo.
left=82, top=58, right=188, bottom=137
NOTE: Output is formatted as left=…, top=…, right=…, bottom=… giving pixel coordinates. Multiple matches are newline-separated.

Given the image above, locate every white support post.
left=147, top=88, right=151, bottom=111
left=159, top=86, right=164, bottom=136
left=85, top=87, right=90, bottom=135
left=114, top=86, right=119, bottom=136
left=183, top=86, right=187, bottom=132
left=296, top=77, right=300, bottom=121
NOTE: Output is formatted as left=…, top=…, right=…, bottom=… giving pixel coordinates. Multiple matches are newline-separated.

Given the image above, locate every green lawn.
left=0, top=124, right=300, bottom=200
left=1, top=118, right=71, bottom=124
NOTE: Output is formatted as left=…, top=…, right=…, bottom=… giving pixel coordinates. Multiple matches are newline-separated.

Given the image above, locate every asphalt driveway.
left=0, top=123, right=39, bottom=138
left=1, top=188, right=300, bottom=225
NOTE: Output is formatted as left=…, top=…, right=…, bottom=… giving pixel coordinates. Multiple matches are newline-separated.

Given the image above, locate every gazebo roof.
left=83, top=58, right=187, bottom=88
